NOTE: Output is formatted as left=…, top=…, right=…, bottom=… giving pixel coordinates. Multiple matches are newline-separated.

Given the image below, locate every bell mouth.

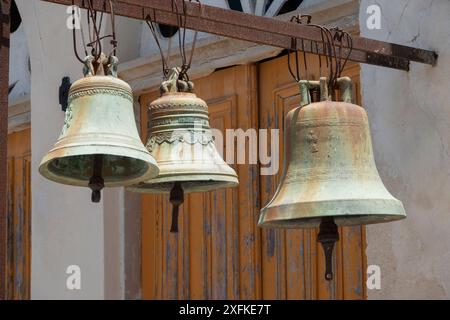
left=39, top=144, right=160, bottom=188
left=258, top=214, right=406, bottom=229
left=40, top=154, right=157, bottom=188
left=258, top=198, right=406, bottom=229
left=42, top=155, right=149, bottom=184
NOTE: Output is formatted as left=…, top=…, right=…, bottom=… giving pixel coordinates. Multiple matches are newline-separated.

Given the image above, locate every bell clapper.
left=317, top=217, right=340, bottom=281
left=170, top=182, right=184, bottom=233
left=88, top=154, right=105, bottom=203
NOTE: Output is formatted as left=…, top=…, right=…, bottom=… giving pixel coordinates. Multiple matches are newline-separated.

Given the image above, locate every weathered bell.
left=259, top=77, right=405, bottom=281
left=259, top=77, right=406, bottom=229
left=128, top=68, right=239, bottom=231
left=39, top=54, right=159, bottom=202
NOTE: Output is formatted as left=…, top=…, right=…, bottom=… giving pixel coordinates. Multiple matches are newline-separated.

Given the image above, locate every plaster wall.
left=360, top=0, right=450, bottom=299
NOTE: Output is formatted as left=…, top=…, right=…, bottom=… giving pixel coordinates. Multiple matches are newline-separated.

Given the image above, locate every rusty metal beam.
left=39, top=0, right=438, bottom=70
left=128, top=0, right=437, bottom=66
left=0, top=0, right=11, bottom=301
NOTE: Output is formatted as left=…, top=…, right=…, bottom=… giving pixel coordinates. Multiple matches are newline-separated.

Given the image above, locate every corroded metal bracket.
left=299, top=77, right=328, bottom=106
left=83, top=53, right=119, bottom=77
left=300, top=76, right=354, bottom=107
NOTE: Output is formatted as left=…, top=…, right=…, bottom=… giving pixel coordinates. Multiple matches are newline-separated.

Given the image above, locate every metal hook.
left=108, top=0, right=118, bottom=57
left=71, top=0, right=119, bottom=70
left=287, top=14, right=312, bottom=83
left=174, top=0, right=201, bottom=82
left=71, top=0, right=85, bottom=64
left=145, top=9, right=171, bottom=79
left=145, top=1, right=201, bottom=81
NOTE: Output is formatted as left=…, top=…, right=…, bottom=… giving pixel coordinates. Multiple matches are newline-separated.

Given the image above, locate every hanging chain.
left=287, top=14, right=310, bottom=82
left=71, top=0, right=119, bottom=65
left=145, top=8, right=171, bottom=78
left=288, top=14, right=353, bottom=98
left=72, top=0, right=86, bottom=63
left=330, top=27, right=353, bottom=76
left=176, top=0, right=201, bottom=82
left=145, top=0, right=202, bottom=81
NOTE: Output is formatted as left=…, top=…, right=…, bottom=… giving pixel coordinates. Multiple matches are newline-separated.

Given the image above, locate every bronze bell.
left=128, top=68, right=239, bottom=232
left=258, top=77, right=406, bottom=279
left=39, top=54, right=159, bottom=202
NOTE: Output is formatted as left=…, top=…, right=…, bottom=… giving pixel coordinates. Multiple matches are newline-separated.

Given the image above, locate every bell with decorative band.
left=128, top=67, right=239, bottom=233
left=258, top=77, right=406, bottom=280
left=39, top=54, right=159, bottom=202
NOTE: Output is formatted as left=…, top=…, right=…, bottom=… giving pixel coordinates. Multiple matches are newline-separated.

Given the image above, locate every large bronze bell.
left=39, top=54, right=159, bottom=202
left=128, top=68, right=239, bottom=232
left=259, top=77, right=405, bottom=279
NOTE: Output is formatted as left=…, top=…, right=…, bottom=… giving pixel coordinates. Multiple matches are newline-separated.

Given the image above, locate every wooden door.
left=6, top=128, right=31, bottom=299
left=140, top=57, right=366, bottom=300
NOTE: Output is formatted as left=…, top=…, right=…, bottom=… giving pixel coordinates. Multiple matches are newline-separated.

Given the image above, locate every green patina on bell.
left=39, top=54, right=159, bottom=202
left=258, top=77, right=405, bottom=280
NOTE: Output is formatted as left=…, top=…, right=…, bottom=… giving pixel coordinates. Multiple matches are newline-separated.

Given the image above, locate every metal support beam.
left=40, top=0, right=438, bottom=70
left=0, top=0, right=11, bottom=301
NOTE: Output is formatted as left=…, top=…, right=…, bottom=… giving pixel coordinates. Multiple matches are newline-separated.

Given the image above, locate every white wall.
left=16, top=0, right=131, bottom=299
left=360, top=0, right=450, bottom=299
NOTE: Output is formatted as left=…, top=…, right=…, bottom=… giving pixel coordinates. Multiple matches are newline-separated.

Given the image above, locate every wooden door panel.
left=6, top=128, right=31, bottom=300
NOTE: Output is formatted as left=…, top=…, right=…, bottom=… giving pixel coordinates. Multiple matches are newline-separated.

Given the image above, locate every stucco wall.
left=360, top=0, right=450, bottom=299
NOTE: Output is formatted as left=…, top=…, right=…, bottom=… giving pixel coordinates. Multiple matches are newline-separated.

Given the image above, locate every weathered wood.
left=6, top=128, right=31, bottom=300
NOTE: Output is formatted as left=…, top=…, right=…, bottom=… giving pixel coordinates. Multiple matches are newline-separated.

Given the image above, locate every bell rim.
left=258, top=198, right=406, bottom=229
left=127, top=173, right=239, bottom=194
left=257, top=213, right=406, bottom=229
left=39, top=144, right=160, bottom=188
